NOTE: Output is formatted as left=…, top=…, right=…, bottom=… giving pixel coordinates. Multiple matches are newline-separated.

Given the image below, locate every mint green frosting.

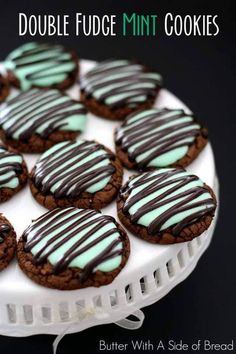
left=27, top=208, right=123, bottom=272
left=0, top=89, right=86, bottom=140
left=81, top=59, right=162, bottom=108
left=4, top=42, right=76, bottom=90
left=34, top=140, right=113, bottom=196
left=126, top=169, right=214, bottom=231
left=0, top=146, right=23, bottom=189
left=116, top=109, right=202, bottom=168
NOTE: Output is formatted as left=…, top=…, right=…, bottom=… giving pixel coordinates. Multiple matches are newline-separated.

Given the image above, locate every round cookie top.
left=22, top=207, right=126, bottom=280
left=115, top=108, right=208, bottom=170
left=4, top=42, right=77, bottom=91
left=0, top=89, right=87, bottom=141
left=31, top=140, right=116, bottom=198
left=0, top=144, right=23, bottom=189
left=80, top=59, right=163, bottom=109
left=119, top=168, right=216, bottom=236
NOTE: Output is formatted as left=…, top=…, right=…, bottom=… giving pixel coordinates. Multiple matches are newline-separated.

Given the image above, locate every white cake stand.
left=0, top=60, right=219, bottom=337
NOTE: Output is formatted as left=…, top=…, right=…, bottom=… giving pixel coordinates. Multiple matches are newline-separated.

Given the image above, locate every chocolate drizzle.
left=0, top=145, right=23, bottom=188
left=120, top=169, right=216, bottom=235
left=0, top=89, right=86, bottom=141
left=81, top=60, right=162, bottom=109
left=116, top=108, right=205, bottom=169
left=32, top=140, right=116, bottom=198
left=23, top=208, right=124, bottom=281
left=0, top=224, right=10, bottom=243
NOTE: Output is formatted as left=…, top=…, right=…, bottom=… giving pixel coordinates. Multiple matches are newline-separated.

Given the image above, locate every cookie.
left=0, top=74, right=10, bottom=102
left=117, top=168, right=217, bottom=244
left=17, top=207, right=130, bottom=289
left=115, top=108, right=208, bottom=170
left=0, top=89, right=87, bottom=153
left=0, top=144, right=28, bottom=202
left=0, top=214, right=17, bottom=272
left=29, top=140, right=123, bottom=209
left=4, top=42, right=78, bottom=91
left=80, top=59, right=163, bottom=120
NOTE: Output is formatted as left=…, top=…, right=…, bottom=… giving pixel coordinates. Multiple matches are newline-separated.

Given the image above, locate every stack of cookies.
left=0, top=42, right=217, bottom=290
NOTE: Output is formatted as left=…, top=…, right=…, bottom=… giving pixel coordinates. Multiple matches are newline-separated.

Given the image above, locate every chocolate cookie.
left=4, top=42, right=78, bottom=91
left=117, top=168, right=217, bottom=244
left=29, top=140, right=123, bottom=209
left=17, top=207, right=130, bottom=289
left=80, top=59, right=163, bottom=120
left=0, top=214, right=17, bottom=272
left=115, top=108, right=208, bottom=170
left=0, top=74, right=10, bottom=102
left=0, top=144, right=28, bottom=202
left=0, top=89, right=87, bottom=153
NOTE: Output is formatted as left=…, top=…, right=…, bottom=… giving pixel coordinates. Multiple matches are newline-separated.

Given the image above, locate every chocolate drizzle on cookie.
left=4, top=42, right=77, bottom=91
left=0, top=89, right=87, bottom=141
left=32, top=140, right=116, bottom=198
left=116, top=108, right=207, bottom=169
left=23, top=207, right=124, bottom=281
left=120, top=168, right=216, bottom=235
left=0, top=224, right=10, bottom=243
left=0, top=145, right=23, bottom=189
left=81, top=60, right=162, bottom=109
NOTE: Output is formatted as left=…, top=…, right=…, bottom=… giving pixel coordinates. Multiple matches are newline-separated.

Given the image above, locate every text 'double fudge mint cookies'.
left=0, top=89, right=87, bottom=153
left=0, top=144, right=28, bottom=202
left=80, top=59, right=163, bottom=120
left=117, top=168, right=217, bottom=244
left=0, top=214, right=17, bottom=272
left=0, top=74, right=10, bottom=102
left=17, top=207, right=130, bottom=289
left=115, top=108, right=208, bottom=171
left=29, top=140, right=123, bottom=209
left=4, top=42, right=78, bottom=91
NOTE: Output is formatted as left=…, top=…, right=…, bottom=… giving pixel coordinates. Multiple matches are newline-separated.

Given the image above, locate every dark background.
left=0, top=0, right=235, bottom=353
